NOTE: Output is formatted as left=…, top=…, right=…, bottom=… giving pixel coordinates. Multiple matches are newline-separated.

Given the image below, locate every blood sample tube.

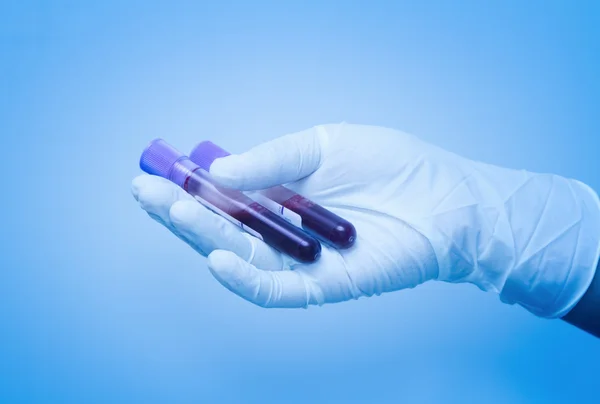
left=189, top=141, right=357, bottom=249
left=139, top=139, right=321, bottom=263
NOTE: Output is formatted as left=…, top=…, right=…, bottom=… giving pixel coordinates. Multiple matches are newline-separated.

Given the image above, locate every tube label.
left=193, top=196, right=264, bottom=241
left=248, top=192, right=303, bottom=229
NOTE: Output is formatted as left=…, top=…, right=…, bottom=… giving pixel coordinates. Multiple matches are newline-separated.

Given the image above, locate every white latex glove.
left=132, top=123, right=600, bottom=318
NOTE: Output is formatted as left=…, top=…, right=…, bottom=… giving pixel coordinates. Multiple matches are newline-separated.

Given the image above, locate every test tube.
left=139, top=139, right=322, bottom=263
left=189, top=141, right=357, bottom=249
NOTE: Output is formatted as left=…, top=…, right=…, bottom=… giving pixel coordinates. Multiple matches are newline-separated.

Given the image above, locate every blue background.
left=1, top=1, right=599, bottom=402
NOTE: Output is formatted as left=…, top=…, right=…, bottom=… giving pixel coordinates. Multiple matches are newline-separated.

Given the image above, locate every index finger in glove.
left=209, top=125, right=329, bottom=191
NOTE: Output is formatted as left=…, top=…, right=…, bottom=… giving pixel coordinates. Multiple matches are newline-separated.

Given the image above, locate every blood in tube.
left=189, top=141, right=357, bottom=249
left=139, top=139, right=321, bottom=263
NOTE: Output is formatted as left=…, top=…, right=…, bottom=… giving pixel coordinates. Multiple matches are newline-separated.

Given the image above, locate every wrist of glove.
left=389, top=140, right=600, bottom=318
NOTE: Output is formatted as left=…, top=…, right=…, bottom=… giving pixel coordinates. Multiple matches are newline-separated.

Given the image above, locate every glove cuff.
left=499, top=178, right=600, bottom=318
left=402, top=158, right=600, bottom=318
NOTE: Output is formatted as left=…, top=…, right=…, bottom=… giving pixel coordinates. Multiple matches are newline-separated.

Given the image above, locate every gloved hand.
left=132, top=123, right=600, bottom=318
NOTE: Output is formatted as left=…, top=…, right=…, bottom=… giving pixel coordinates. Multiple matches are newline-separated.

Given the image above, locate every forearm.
left=563, top=261, right=600, bottom=337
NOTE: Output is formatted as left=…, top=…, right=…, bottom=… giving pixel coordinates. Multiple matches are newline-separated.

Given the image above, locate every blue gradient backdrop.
left=1, top=1, right=599, bottom=403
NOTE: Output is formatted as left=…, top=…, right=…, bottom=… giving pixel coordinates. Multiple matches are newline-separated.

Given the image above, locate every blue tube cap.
left=140, top=138, right=185, bottom=180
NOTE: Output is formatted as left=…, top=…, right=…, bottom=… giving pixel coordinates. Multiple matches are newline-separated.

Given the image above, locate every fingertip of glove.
left=132, top=175, right=168, bottom=199
left=169, top=200, right=201, bottom=226
left=207, top=250, right=240, bottom=285
left=131, top=174, right=150, bottom=201
left=207, top=249, right=239, bottom=269
left=210, top=156, right=243, bottom=189
left=208, top=250, right=254, bottom=280
left=134, top=175, right=192, bottom=213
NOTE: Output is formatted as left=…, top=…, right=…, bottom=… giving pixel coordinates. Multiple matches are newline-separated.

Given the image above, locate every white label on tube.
left=194, top=196, right=264, bottom=241
left=248, top=192, right=303, bottom=229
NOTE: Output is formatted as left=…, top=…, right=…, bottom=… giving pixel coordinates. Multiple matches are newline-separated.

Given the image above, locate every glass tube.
left=139, top=139, right=321, bottom=263
left=190, top=141, right=357, bottom=249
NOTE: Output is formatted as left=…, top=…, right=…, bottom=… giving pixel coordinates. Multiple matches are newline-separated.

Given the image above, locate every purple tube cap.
left=189, top=141, right=231, bottom=172
left=139, top=138, right=185, bottom=180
